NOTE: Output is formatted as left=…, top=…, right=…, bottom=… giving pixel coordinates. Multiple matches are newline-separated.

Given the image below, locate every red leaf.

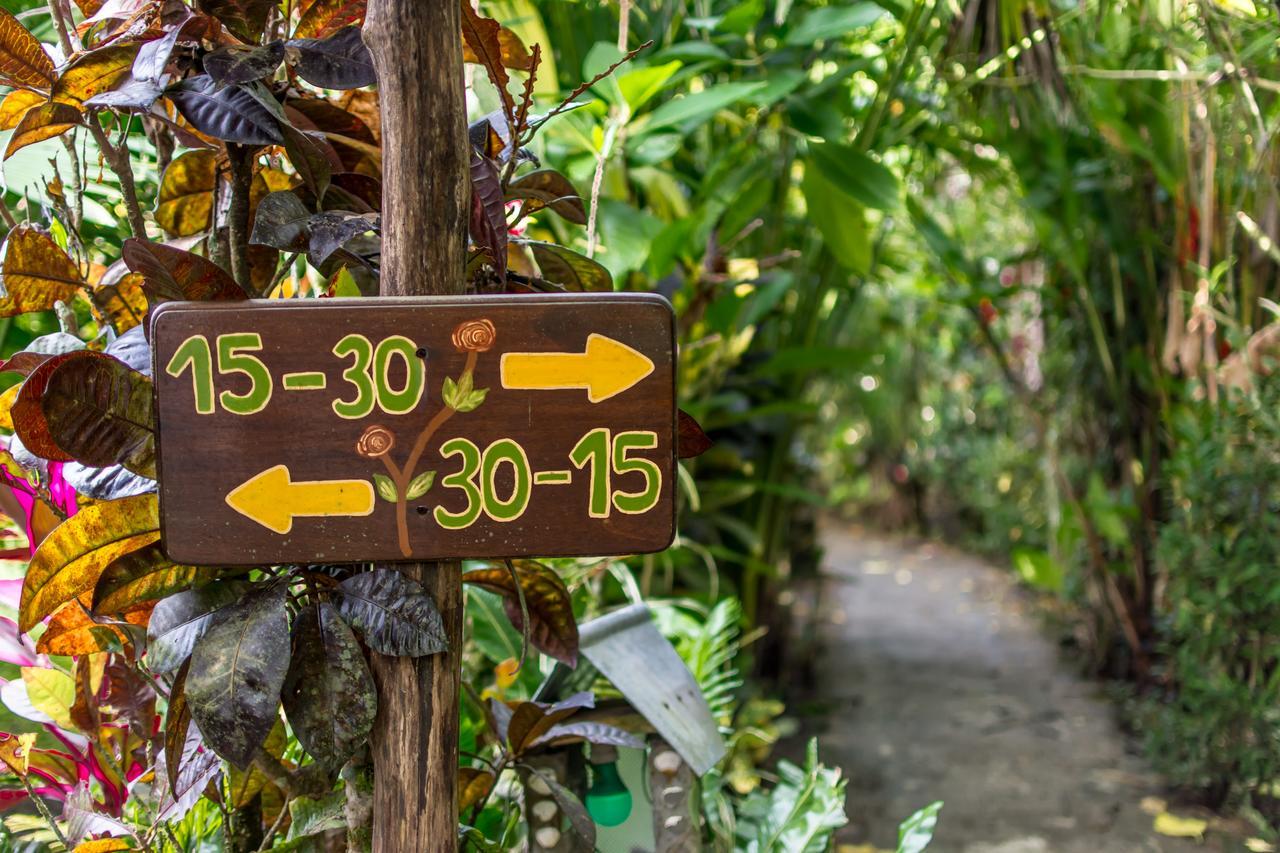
left=462, top=560, right=578, bottom=666
left=459, top=0, right=513, bottom=119
left=676, top=409, right=713, bottom=459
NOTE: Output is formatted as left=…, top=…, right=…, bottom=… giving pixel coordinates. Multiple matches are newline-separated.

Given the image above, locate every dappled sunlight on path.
left=793, top=526, right=1224, bottom=853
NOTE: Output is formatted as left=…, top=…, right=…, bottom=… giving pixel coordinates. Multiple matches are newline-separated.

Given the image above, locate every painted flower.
left=356, top=425, right=395, bottom=458
left=452, top=319, right=496, bottom=353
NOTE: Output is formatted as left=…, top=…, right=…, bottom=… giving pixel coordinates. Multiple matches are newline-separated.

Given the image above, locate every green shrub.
left=1148, top=378, right=1280, bottom=812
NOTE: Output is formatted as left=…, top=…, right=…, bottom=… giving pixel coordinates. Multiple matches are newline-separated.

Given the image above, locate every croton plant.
left=0, top=0, right=707, bottom=849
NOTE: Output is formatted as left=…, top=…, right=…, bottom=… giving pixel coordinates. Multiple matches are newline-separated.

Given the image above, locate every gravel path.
left=787, top=526, right=1224, bottom=852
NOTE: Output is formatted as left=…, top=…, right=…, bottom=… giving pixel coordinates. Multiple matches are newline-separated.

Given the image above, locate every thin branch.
left=87, top=118, right=147, bottom=239
left=527, top=40, right=652, bottom=137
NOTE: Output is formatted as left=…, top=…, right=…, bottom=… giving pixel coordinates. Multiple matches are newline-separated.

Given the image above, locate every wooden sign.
left=151, top=294, right=676, bottom=565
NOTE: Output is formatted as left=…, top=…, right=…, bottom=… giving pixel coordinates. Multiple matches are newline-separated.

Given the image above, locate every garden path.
left=792, top=525, right=1227, bottom=853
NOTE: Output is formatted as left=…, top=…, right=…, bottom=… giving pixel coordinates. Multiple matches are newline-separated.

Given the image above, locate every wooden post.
left=361, top=1, right=469, bottom=850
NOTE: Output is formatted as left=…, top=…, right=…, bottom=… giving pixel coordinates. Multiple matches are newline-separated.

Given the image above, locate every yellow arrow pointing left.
left=225, top=464, right=375, bottom=535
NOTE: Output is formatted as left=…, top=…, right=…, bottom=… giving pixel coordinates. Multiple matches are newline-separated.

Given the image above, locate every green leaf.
left=335, top=569, right=447, bottom=657
left=454, top=387, right=488, bottom=414
left=784, top=2, right=886, bottom=45
left=372, top=473, right=397, bottom=502
left=441, top=375, right=461, bottom=409
left=617, top=61, right=682, bottom=112
left=40, top=351, right=156, bottom=478
left=808, top=141, right=899, bottom=211
left=285, top=791, right=348, bottom=842
left=643, top=81, right=768, bottom=132
left=801, top=168, right=870, bottom=273
left=282, top=602, right=377, bottom=772
left=897, top=801, right=943, bottom=853
left=146, top=581, right=247, bottom=673
left=186, top=585, right=291, bottom=768
left=404, top=470, right=436, bottom=501
left=734, top=738, right=848, bottom=852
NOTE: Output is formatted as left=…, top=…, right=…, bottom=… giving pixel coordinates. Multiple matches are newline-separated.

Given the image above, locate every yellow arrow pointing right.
left=226, top=464, right=375, bottom=535
left=499, top=333, right=655, bottom=403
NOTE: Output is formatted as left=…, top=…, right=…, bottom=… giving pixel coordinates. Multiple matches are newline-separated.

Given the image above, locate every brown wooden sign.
left=151, top=294, right=676, bottom=565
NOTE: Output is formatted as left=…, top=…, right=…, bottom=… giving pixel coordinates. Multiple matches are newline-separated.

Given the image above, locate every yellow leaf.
left=294, top=0, right=366, bottom=40
left=20, top=493, right=160, bottom=632
left=3, top=102, right=82, bottom=160
left=52, top=44, right=137, bottom=107
left=0, top=226, right=84, bottom=317
left=155, top=150, right=217, bottom=237
left=1153, top=811, right=1208, bottom=839
left=0, top=7, right=55, bottom=92
left=21, top=667, right=75, bottom=730
left=0, top=89, right=43, bottom=130
left=458, top=767, right=494, bottom=812
left=462, top=25, right=534, bottom=71
left=73, top=839, right=136, bottom=852
left=37, top=593, right=152, bottom=657
left=0, top=732, right=36, bottom=777
left=0, top=384, right=20, bottom=431
left=89, top=272, right=148, bottom=334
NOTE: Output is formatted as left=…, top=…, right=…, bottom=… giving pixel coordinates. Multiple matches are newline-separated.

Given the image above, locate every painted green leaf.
left=282, top=601, right=377, bottom=771
left=186, top=585, right=290, bottom=768
left=808, top=140, right=899, bottom=211
left=146, top=581, right=247, bottom=673
left=454, top=387, right=488, bottom=414
left=335, top=569, right=447, bottom=657
left=372, top=473, right=397, bottom=503
left=40, top=351, right=156, bottom=478
left=404, top=470, right=435, bottom=501
left=19, top=493, right=160, bottom=632
left=94, top=542, right=218, bottom=615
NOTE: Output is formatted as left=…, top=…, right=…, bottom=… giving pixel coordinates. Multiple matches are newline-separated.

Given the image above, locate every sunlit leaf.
left=19, top=493, right=160, bottom=632
left=146, top=581, right=247, bottom=673
left=40, top=351, right=156, bottom=477
left=0, top=732, right=36, bottom=778
left=13, top=351, right=84, bottom=462
left=288, top=26, right=376, bottom=89
left=507, top=170, right=587, bottom=225
left=2, top=102, right=81, bottom=160
left=523, top=240, right=612, bottom=292
left=294, top=0, right=365, bottom=39
left=72, top=837, right=136, bottom=852
left=155, top=150, right=217, bottom=237
left=0, top=89, right=42, bottom=130
left=166, top=75, right=283, bottom=145
left=644, top=81, right=768, bottom=132
left=460, top=2, right=514, bottom=117
left=36, top=593, right=151, bottom=656
left=281, top=601, right=376, bottom=771
left=186, top=585, right=290, bottom=768
left=20, top=667, right=74, bottom=730
left=94, top=541, right=217, bottom=615
left=0, top=8, right=55, bottom=92
left=52, top=44, right=138, bottom=107
left=462, top=561, right=578, bottom=665
left=89, top=271, right=148, bottom=334
left=121, top=238, right=246, bottom=302
left=458, top=767, right=494, bottom=811
left=335, top=568, right=447, bottom=657
left=0, top=226, right=84, bottom=317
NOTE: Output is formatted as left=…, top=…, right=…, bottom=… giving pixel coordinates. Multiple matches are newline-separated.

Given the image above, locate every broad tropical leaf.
left=0, top=226, right=84, bottom=316
left=807, top=140, right=899, bottom=211
left=19, top=493, right=160, bottom=631
left=186, top=585, right=290, bottom=768
left=502, top=692, right=594, bottom=755
left=281, top=601, right=376, bottom=771
left=308, top=211, right=378, bottom=264
left=460, top=1, right=514, bottom=117
left=40, top=351, right=156, bottom=477
left=195, top=0, right=276, bottom=44
left=507, top=170, right=587, bottom=225
left=14, top=352, right=95, bottom=462
left=36, top=593, right=152, bottom=656
left=288, top=26, right=376, bottom=89
left=293, top=0, right=365, bottom=40
left=462, top=561, right=579, bottom=665
left=154, top=151, right=217, bottom=237
left=163, top=660, right=191, bottom=796
left=524, top=240, right=612, bottom=292
left=462, top=24, right=533, bottom=71
left=0, top=8, right=55, bottom=91
left=121, top=238, right=246, bottom=302
left=250, top=191, right=312, bottom=252
left=166, top=76, right=283, bottom=145
left=335, top=569, right=448, bottom=657
left=90, top=271, right=148, bottom=334
left=204, top=42, right=286, bottom=85
left=94, top=542, right=216, bottom=615
left=3, top=102, right=81, bottom=159
left=0, top=89, right=42, bottom=129
left=146, top=581, right=247, bottom=673
left=52, top=44, right=138, bottom=106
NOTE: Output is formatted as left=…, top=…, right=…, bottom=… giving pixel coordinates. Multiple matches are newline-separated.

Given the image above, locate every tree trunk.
left=361, top=0, right=469, bottom=850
